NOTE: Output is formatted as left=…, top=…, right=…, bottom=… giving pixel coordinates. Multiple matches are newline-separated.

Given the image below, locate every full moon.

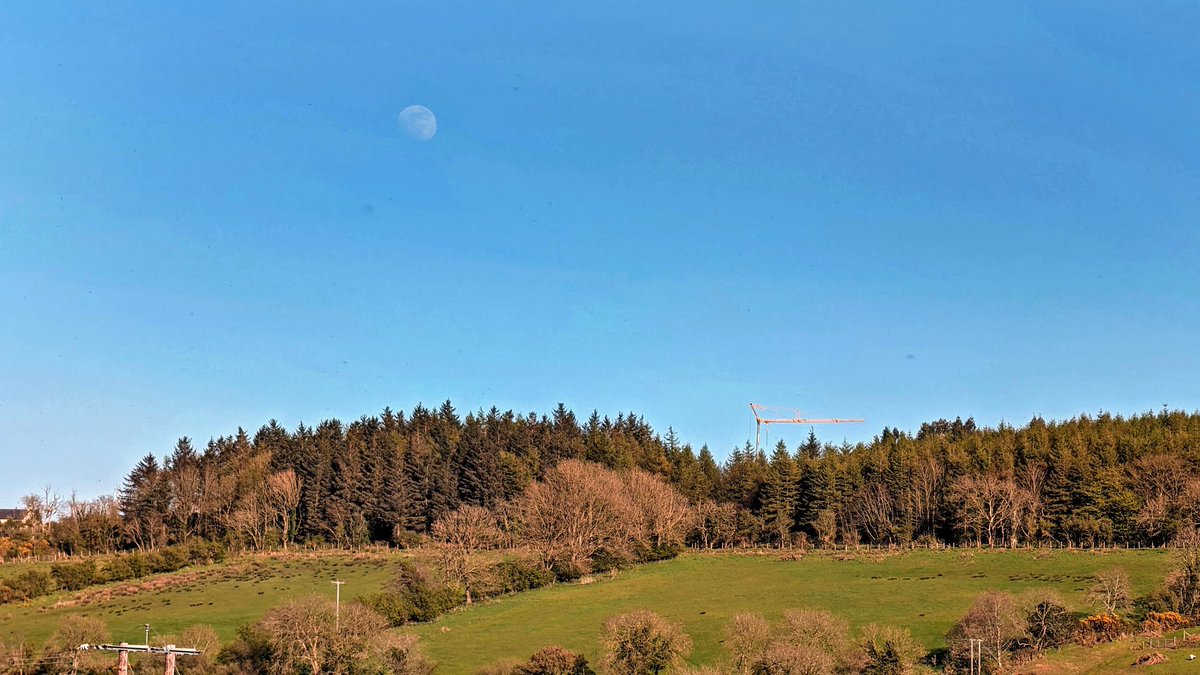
left=398, top=105, right=437, bottom=141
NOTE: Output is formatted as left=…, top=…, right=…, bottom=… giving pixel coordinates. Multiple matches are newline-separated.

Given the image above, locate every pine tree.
left=761, top=441, right=800, bottom=546
left=455, top=414, right=501, bottom=508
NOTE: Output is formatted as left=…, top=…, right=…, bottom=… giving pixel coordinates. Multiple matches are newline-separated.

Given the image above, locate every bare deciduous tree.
left=945, top=591, right=1027, bottom=672
left=778, top=609, right=856, bottom=672
left=265, top=469, right=302, bottom=550
left=813, top=510, right=838, bottom=549
left=45, top=615, right=109, bottom=675
left=223, top=489, right=271, bottom=551
left=622, top=470, right=696, bottom=550
left=255, top=595, right=431, bottom=675
left=432, top=505, right=500, bottom=604
left=950, top=472, right=1027, bottom=547
left=1089, top=567, right=1131, bottom=613
left=514, top=460, right=635, bottom=571
left=1167, top=527, right=1200, bottom=615
left=908, top=454, right=945, bottom=538
left=848, top=482, right=896, bottom=545
left=724, top=613, right=772, bottom=674
left=695, top=500, right=738, bottom=550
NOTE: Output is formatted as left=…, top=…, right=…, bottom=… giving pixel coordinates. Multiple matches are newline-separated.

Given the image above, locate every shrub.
left=550, top=558, right=586, bottom=583
left=754, top=642, right=834, bottom=674
left=495, top=559, right=555, bottom=594
left=858, top=624, right=922, bottom=674
left=360, top=591, right=419, bottom=627
left=1078, top=613, right=1131, bottom=645
left=186, top=540, right=227, bottom=565
left=216, top=624, right=274, bottom=673
left=589, top=548, right=631, bottom=574
left=1134, top=586, right=1177, bottom=617
left=51, top=560, right=99, bottom=591
left=519, top=646, right=594, bottom=674
left=2, top=570, right=54, bottom=601
left=631, top=543, right=681, bottom=564
left=378, top=632, right=437, bottom=675
left=148, top=546, right=189, bottom=573
left=125, top=552, right=151, bottom=579
left=1142, top=611, right=1192, bottom=635
left=360, top=561, right=465, bottom=626
left=723, top=613, right=771, bottom=673
left=1022, top=590, right=1075, bottom=651
left=104, top=555, right=137, bottom=582
left=600, top=610, right=692, bottom=675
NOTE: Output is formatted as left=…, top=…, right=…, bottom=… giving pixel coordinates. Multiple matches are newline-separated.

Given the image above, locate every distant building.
left=0, top=509, right=30, bottom=526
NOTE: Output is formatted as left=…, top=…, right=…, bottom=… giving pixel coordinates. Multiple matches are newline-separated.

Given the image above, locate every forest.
left=9, top=403, right=1200, bottom=560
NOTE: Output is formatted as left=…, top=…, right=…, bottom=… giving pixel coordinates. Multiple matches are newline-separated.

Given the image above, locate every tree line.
left=12, top=403, right=1200, bottom=559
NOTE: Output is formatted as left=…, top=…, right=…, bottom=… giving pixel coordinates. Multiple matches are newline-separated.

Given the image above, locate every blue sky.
left=2, top=3, right=1198, bottom=505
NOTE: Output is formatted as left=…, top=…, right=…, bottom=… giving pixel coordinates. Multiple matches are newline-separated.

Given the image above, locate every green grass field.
left=1, top=548, right=1182, bottom=672
left=0, top=551, right=404, bottom=647
left=411, top=549, right=1171, bottom=672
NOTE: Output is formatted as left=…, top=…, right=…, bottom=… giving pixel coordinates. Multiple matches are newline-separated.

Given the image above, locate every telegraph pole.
left=968, top=638, right=983, bottom=674
left=332, top=579, right=345, bottom=633
left=79, top=643, right=201, bottom=675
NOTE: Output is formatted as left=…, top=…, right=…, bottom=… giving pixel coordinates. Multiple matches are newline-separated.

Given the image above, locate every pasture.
left=1, top=548, right=1181, bottom=672
left=0, top=551, right=402, bottom=647
left=412, top=548, right=1171, bottom=671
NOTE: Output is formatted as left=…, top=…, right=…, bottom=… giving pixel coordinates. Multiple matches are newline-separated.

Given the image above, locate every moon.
left=398, top=105, right=437, bottom=141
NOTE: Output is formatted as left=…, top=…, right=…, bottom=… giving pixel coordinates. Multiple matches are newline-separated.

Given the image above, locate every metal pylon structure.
left=749, top=403, right=864, bottom=452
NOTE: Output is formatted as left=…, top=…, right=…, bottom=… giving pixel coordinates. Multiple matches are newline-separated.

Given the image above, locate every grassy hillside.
left=0, top=551, right=405, bottom=647
left=1, top=548, right=1177, bottom=672
left=412, top=549, right=1170, bottom=672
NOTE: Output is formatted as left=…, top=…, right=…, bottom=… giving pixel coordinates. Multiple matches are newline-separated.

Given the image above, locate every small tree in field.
left=1167, top=527, right=1200, bottom=615
left=754, top=642, right=833, bottom=674
left=857, top=624, right=922, bottom=674
left=253, top=595, right=433, bottom=675
left=1021, top=589, right=1074, bottom=651
left=779, top=609, right=856, bottom=671
left=945, top=591, right=1026, bottom=672
left=600, top=610, right=692, bottom=674
left=431, top=505, right=500, bottom=604
left=1089, top=567, right=1131, bottom=614
left=724, top=613, right=772, bottom=674
left=45, top=615, right=109, bottom=675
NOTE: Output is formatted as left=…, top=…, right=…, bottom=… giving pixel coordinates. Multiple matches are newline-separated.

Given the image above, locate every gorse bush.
left=1142, top=611, right=1192, bottom=635
left=1077, top=613, right=1131, bottom=645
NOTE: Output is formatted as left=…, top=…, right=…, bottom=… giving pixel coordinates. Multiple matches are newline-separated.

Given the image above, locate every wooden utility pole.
left=332, top=579, right=345, bottom=632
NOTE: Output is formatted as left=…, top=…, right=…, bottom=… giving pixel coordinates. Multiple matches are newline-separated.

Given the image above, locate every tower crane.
left=749, top=403, right=864, bottom=453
